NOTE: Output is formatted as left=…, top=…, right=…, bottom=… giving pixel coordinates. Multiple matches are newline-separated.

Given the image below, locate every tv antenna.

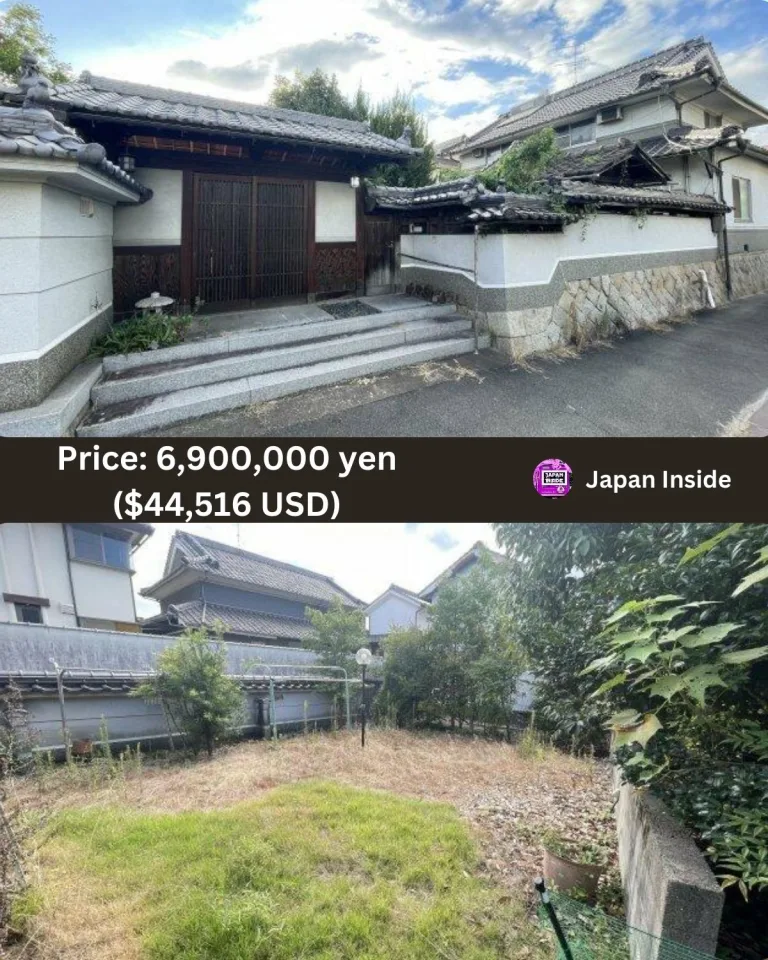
left=553, top=41, right=589, bottom=84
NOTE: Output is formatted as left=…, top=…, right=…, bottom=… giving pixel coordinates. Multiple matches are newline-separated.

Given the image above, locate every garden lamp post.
left=355, top=647, right=372, bottom=749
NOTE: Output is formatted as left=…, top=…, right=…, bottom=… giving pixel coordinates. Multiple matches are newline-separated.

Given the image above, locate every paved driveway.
left=155, top=294, right=768, bottom=438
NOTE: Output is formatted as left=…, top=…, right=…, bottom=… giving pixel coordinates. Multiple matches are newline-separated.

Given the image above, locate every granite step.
left=101, top=302, right=459, bottom=375
left=92, top=318, right=473, bottom=407
left=77, top=333, right=489, bottom=437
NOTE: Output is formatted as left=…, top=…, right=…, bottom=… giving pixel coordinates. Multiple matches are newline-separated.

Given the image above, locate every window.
left=554, top=119, right=596, bottom=149
left=569, top=119, right=596, bottom=145
left=732, top=177, right=753, bottom=222
left=68, top=525, right=132, bottom=570
left=15, top=603, right=43, bottom=624
left=704, top=111, right=723, bottom=129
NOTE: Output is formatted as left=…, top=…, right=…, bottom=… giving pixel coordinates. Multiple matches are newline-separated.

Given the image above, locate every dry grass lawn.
left=10, top=730, right=616, bottom=960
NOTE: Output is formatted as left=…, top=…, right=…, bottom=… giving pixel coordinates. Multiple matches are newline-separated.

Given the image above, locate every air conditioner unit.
left=598, top=106, right=623, bottom=124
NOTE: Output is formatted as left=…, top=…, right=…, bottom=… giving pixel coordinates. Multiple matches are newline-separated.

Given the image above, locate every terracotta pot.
left=543, top=848, right=604, bottom=901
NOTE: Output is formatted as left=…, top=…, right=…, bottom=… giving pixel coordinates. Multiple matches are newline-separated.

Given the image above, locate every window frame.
left=66, top=525, right=133, bottom=572
left=732, top=176, right=753, bottom=223
left=554, top=118, right=597, bottom=149
left=15, top=602, right=44, bottom=624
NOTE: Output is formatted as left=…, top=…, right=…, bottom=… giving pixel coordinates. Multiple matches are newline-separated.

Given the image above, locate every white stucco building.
left=0, top=523, right=152, bottom=631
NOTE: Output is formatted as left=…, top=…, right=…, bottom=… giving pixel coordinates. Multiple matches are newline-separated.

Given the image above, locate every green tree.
left=484, top=127, right=561, bottom=193
left=269, top=68, right=354, bottom=119
left=380, top=625, right=441, bottom=726
left=268, top=69, right=433, bottom=187
left=584, top=528, right=768, bottom=899
left=365, top=90, right=435, bottom=188
left=132, top=627, right=243, bottom=757
left=492, top=523, right=768, bottom=750
left=382, top=555, right=524, bottom=736
left=0, top=3, right=72, bottom=84
left=435, top=128, right=562, bottom=193
left=304, top=596, right=367, bottom=672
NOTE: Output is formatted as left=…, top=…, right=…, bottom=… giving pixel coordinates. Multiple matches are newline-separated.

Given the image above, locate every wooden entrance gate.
left=192, top=174, right=308, bottom=307
left=364, top=217, right=398, bottom=295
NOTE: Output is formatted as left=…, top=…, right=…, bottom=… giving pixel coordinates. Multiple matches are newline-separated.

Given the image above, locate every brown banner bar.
left=0, top=439, right=765, bottom=522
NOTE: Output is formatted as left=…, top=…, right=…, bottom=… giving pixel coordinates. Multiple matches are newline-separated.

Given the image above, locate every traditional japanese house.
left=38, top=69, right=419, bottom=315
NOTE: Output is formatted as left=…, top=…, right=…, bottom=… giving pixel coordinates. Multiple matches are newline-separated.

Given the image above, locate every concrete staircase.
left=77, top=298, right=487, bottom=436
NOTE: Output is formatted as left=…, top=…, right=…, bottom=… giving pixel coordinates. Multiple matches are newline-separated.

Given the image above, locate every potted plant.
left=541, top=830, right=607, bottom=901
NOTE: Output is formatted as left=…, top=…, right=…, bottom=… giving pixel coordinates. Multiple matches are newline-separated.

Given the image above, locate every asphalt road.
left=156, top=294, right=768, bottom=438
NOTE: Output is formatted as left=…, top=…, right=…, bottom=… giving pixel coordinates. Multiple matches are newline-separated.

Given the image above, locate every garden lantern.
left=135, top=291, right=175, bottom=315
left=355, top=647, right=372, bottom=748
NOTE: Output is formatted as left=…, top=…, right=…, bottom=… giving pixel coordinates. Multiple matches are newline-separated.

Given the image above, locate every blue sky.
left=11, top=0, right=768, bottom=143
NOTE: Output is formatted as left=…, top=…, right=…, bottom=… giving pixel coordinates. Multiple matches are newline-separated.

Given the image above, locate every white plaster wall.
left=401, top=233, right=474, bottom=276
left=718, top=153, right=768, bottom=229
left=0, top=183, right=113, bottom=360
left=682, top=103, right=739, bottom=129
left=0, top=524, right=77, bottom=627
left=368, top=593, right=422, bottom=636
left=0, top=182, right=41, bottom=357
left=595, top=97, right=677, bottom=140
left=113, top=168, right=182, bottom=246
left=69, top=562, right=137, bottom=625
left=402, top=214, right=717, bottom=288
left=315, top=181, right=357, bottom=242
left=489, top=214, right=716, bottom=287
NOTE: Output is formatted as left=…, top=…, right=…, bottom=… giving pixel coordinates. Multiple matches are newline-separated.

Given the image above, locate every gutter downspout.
left=473, top=225, right=480, bottom=352
left=713, top=141, right=748, bottom=301
left=61, top=524, right=80, bottom=626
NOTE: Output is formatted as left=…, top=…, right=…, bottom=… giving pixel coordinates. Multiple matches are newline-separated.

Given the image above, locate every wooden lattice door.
left=364, top=217, right=398, bottom=295
left=192, top=175, right=253, bottom=306
left=253, top=180, right=308, bottom=300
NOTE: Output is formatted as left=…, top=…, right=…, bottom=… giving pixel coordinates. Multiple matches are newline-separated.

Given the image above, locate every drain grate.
left=320, top=300, right=381, bottom=320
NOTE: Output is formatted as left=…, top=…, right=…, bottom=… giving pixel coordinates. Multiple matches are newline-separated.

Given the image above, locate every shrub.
left=133, top=627, right=243, bottom=757
left=89, top=312, right=195, bottom=357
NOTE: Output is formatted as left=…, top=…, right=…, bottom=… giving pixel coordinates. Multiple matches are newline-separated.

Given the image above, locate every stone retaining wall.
left=616, top=780, right=724, bottom=959
left=483, top=249, right=768, bottom=358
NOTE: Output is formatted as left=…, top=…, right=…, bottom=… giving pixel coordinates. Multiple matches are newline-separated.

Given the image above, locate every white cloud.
left=75, top=0, right=561, bottom=121
left=131, top=523, right=498, bottom=618
left=552, top=0, right=611, bottom=31
left=720, top=39, right=768, bottom=106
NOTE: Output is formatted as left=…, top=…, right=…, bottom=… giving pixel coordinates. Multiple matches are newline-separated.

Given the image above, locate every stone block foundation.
left=404, top=248, right=768, bottom=361
left=486, top=250, right=768, bottom=359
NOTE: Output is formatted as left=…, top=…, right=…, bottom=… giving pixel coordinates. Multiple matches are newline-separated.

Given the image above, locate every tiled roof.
left=365, top=177, right=481, bottom=209
left=462, top=37, right=719, bottom=151
left=640, top=124, right=745, bottom=158
left=419, top=541, right=506, bottom=600
left=53, top=74, right=421, bottom=159
left=545, top=141, right=669, bottom=183
left=146, top=599, right=315, bottom=642
left=559, top=180, right=727, bottom=212
left=368, top=174, right=722, bottom=221
left=158, top=531, right=363, bottom=607
left=467, top=194, right=564, bottom=223
left=0, top=104, right=151, bottom=199
left=365, top=177, right=564, bottom=223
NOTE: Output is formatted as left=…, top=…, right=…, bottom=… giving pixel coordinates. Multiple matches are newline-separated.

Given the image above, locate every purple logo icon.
left=533, top=459, right=572, bottom=498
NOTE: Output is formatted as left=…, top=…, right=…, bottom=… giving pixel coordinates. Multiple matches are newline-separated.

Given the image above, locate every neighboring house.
left=366, top=584, right=431, bottom=648
left=365, top=41, right=768, bottom=361
left=141, top=531, right=363, bottom=646
left=366, top=540, right=504, bottom=643
left=447, top=37, right=768, bottom=254
left=0, top=523, right=152, bottom=631
left=366, top=541, right=534, bottom=711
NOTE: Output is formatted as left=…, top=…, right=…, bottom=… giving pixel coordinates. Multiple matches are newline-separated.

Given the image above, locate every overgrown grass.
left=16, top=780, right=549, bottom=960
